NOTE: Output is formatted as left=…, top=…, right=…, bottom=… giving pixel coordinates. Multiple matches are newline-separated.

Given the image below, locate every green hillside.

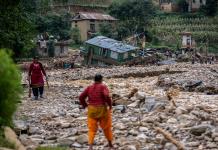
left=150, top=14, right=218, bottom=53
left=53, top=0, right=112, bottom=7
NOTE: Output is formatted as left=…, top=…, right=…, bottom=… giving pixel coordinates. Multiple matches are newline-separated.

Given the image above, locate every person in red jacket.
left=79, top=74, right=114, bottom=150
left=28, top=56, right=47, bottom=100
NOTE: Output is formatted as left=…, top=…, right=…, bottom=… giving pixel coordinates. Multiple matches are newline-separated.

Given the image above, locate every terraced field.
left=151, top=15, right=218, bottom=52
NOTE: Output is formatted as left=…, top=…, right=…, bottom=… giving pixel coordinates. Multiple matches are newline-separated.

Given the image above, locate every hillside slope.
left=150, top=15, right=218, bottom=53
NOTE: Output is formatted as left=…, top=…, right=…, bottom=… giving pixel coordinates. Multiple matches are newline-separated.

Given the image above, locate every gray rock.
left=57, top=138, right=74, bottom=146
left=76, top=134, right=88, bottom=144
left=175, top=106, right=188, bottom=115
left=212, top=133, right=218, bottom=138
left=164, top=143, right=177, bottom=150
left=61, top=122, right=71, bottom=128
left=28, top=126, right=39, bottom=134
left=135, top=91, right=146, bottom=100
left=186, top=141, right=200, bottom=147
left=45, top=136, right=57, bottom=140
left=207, top=142, right=217, bottom=148
left=167, top=118, right=177, bottom=124
left=136, top=133, right=148, bottom=140
left=139, top=127, right=149, bottom=132
left=14, top=120, right=28, bottom=133
left=122, top=145, right=137, bottom=150
left=114, top=123, right=126, bottom=130
left=128, top=129, right=138, bottom=136
left=128, top=101, right=140, bottom=108
left=71, top=142, right=82, bottom=148
left=190, top=124, right=212, bottom=136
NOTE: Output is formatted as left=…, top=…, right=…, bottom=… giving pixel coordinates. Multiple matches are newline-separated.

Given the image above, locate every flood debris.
left=15, top=62, right=218, bottom=149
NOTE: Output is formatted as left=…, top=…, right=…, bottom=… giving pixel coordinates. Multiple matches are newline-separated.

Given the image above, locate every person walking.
left=79, top=74, right=114, bottom=150
left=28, top=56, right=47, bottom=100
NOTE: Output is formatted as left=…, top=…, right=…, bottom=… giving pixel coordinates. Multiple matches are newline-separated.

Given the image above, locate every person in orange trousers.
left=79, top=74, right=114, bottom=150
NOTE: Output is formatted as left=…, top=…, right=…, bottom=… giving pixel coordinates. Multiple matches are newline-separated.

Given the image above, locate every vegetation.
left=0, top=0, right=73, bottom=58
left=36, top=12, right=72, bottom=40
left=71, top=27, right=82, bottom=44
left=109, top=0, right=156, bottom=40
left=200, top=0, right=218, bottom=16
left=0, top=0, right=35, bottom=58
left=176, top=0, right=189, bottom=12
left=0, top=50, right=22, bottom=127
left=150, top=14, right=218, bottom=52
left=36, top=146, right=68, bottom=150
left=99, top=23, right=117, bottom=39
left=53, top=0, right=111, bottom=7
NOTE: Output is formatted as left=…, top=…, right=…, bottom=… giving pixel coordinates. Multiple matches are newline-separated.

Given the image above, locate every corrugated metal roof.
left=72, top=12, right=117, bottom=21
left=85, top=36, right=138, bottom=53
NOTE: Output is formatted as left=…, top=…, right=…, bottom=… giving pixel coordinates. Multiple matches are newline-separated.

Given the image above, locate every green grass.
left=0, top=128, right=15, bottom=149
left=36, top=146, right=69, bottom=150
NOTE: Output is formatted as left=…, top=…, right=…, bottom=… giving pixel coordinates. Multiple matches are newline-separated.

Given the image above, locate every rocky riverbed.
left=16, top=63, right=218, bottom=150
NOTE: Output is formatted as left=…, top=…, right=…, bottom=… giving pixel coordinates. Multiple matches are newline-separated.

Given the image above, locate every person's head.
left=94, top=74, right=103, bottom=83
left=33, top=56, right=39, bottom=63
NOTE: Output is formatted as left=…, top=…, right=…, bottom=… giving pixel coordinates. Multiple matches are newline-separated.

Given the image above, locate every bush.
left=0, top=50, right=22, bottom=127
left=71, top=27, right=82, bottom=44
left=36, top=146, right=68, bottom=150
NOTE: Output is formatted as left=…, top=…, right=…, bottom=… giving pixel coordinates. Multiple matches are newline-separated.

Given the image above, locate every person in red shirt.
left=28, top=56, right=47, bottom=100
left=79, top=74, right=114, bottom=150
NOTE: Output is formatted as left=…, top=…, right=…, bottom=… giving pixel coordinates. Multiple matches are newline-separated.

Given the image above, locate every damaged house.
left=81, top=36, right=138, bottom=66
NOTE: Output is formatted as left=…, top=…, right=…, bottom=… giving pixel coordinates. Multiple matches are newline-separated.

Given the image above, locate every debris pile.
left=15, top=63, right=218, bottom=149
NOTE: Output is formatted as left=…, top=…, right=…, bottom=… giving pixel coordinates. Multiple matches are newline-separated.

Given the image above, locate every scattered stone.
left=76, top=134, right=88, bottom=144
left=164, top=142, right=177, bottom=150
left=15, top=63, right=218, bottom=149
left=207, top=142, right=217, bottom=148
left=71, top=142, right=82, bottom=148
left=57, top=138, right=74, bottom=146
left=190, top=124, right=212, bottom=136
left=186, top=141, right=200, bottom=147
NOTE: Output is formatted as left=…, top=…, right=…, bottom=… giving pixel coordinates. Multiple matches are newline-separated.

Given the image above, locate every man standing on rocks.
left=79, top=74, right=114, bottom=150
left=28, top=56, right=47, bottom=100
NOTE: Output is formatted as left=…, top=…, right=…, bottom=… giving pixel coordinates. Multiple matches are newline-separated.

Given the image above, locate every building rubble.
left=16, top=63, right=218, bottom=150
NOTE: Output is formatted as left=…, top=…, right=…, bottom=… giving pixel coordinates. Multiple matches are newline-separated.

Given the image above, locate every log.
left=155, top=127, right=185, bottom=150
left=126, top=88, right=138, bottom=98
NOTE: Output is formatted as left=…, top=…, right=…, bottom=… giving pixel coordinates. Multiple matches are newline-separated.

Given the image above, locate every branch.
left=155, top=127, right=185, bottom=150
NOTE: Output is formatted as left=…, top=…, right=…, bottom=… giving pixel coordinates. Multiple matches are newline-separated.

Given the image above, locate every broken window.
left=123, top=52, right=128, bottom=59
left=100, top=48, right=107, bottom=57
left=111, top=51, right=118, bottom=59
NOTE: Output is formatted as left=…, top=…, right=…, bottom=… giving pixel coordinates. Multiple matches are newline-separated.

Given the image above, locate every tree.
left=99, top=23, right=117, bottom=38
left=71, top=27, right=82, bottom=44
left=109, top=0, right=156, bottom=40
left=176, top=0, right=189, bottom=12
left=0, top=0, right=35, bottom=58
left=35, top=12, right=72, bottom=40
left=200, top=0, right=218, bottom=16
left=0, top=50, right=22, bottom=126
